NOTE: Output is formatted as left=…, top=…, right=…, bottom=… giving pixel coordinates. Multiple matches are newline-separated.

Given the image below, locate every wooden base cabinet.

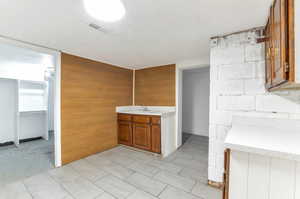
left=151, top=124, right=161, bottom=153
left=117, top=113, right=161, bottom=154
left=223, top=149, right=300, bottom=199
left=132, top=123, right=151, bottom=151
left=118, top=121, right=132, bottom=146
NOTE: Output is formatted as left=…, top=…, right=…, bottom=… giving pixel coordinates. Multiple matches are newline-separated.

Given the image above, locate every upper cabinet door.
left=265, top=0, right=298, bottom=91
left=271, top=0, right=288, bottom=86
left=265, top=16, right=273, bottom=89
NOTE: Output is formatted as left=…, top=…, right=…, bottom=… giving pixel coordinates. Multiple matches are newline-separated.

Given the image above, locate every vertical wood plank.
left=135, top=64, right=175, bottom=106
left=269, top=158, right=296, bottom=199
left=229, top=151, right=249, bottom=199
left=247, top=154, right=270, bottom=199
left=61, top=53, right=133, bottom=164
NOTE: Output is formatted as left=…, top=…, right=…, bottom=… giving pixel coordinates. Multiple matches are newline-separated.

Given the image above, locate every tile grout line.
left=21, top=180, right=35, bottom=199
left=46, top=171, right=76, bottom=199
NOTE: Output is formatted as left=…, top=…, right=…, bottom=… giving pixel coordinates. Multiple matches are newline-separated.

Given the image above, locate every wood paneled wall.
left=135, top=64, right=176, bottom=106
left=61, top=53, right=133, bottom=164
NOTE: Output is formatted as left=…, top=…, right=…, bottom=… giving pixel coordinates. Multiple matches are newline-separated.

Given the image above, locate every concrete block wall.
left=209, top=30, right=300, bottom=182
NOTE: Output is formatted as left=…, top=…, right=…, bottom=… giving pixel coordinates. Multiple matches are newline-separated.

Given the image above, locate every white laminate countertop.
left=225, top=116, right=300, bottom=161
left=116, top=106, right=176, bottom=116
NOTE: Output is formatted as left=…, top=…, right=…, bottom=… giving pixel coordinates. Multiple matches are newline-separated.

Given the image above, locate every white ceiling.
left=0, top=0, right=273, bottom=69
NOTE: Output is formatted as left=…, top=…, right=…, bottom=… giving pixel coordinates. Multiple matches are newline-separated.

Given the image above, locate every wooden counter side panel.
left=61, top=53, right=133, bottom=164
left=135, top=64, right=176, bottom=106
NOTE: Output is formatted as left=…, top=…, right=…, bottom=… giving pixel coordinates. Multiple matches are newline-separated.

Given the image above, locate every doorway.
left=182, top=67, right=210, bottom=144
left=174, top=64, right=211, bottom=187
left=0, top=38, right=61, bottom=185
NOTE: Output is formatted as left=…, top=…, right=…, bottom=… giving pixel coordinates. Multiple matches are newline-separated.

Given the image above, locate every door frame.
left=175, top=60, right=209, bottom=148
left=0, top=36, right=62, bottom=167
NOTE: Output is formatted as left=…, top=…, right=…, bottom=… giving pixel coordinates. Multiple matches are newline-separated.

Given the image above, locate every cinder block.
left=256, top=94, right=300, bottom=113
left=209, top=124, right=217, bottom=140
left=244, top=79, right=266, bottom=94
left=219, top=62, right=255, bottom=80
left=216, top=155, right=225, bottom=172
left=212, top=46, right=245, bottom=66
left=256, top=61, right=266, bottom=78
left=208, top=140, right=216, bottom=167
left=245, top=43, right=265, bottom=62
left=210, top=110, right=232, bottom=126
left=218, top=96, right=256, bottom=111
left=214, top=80, right=244, bottom=95
left=216, top=125, right=230, bottom=141
left=214, top=140, right=225, bottom=156
left=209, top=93, right=218, bottom=115
left=289, top=114, right=300, bottom=119
left=233, top=111, right=289, bottom=119
left=215, top=168, right=225, bottom=182
left=208, top=166, right=218, bottom=182
left=210, top=65, right=219, bottom=81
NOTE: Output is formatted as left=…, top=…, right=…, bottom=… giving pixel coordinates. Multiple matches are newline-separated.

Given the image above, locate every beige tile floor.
left=0, top=134, right=222, bottom=199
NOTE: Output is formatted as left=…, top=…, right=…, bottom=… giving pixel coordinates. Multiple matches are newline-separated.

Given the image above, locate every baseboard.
left=182, top=131, right=209, bottom=137
left=0, top=137, right=43, bottom=147
left=20, top=137, right=43, bottom=143
left=208, top=180, right=223, bottom=190
left=0, top=141, right=14, bottom=147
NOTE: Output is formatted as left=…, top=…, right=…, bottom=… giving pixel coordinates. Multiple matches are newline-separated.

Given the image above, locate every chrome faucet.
left=142, top=107, right=149, bottom=111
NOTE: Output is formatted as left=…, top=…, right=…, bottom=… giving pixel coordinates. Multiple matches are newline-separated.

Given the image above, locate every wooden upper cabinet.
left=265, top=0, right=298, bottom=90
left=265, top=17, right=273, bottom=89
left=272, top=0, right=288, bottom=85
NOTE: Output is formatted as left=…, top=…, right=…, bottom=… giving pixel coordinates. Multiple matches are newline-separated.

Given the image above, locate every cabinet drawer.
left=133, top=115, right=151, bottom=123
left=151, top=117, right=161, bottom=125
left=118, top=114, right=132, bottom=121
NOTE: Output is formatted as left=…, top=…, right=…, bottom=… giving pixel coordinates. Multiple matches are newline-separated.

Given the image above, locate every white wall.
left=209, top=30, right=300, bottom=182
left=48, top=78, right=54, bottom=131
left=0, top=78, right=17, bottom=144
left=182, top=67, right=210, bottom=136
left=0, top=63, right=47, bottom=81
left=0, top=42, right=54, bottom=81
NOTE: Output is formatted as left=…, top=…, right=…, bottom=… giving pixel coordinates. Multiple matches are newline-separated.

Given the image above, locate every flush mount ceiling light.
left=83, top=0, right=125, bottom=22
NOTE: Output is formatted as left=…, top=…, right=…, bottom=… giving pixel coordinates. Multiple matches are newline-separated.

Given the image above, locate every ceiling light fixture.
left=83, top=0, right=125, bottom=22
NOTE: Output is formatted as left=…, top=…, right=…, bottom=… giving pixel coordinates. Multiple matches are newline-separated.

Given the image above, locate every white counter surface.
left=225, top=116, right=300, bottom=161
left=116, top=106, right=176, bottom=117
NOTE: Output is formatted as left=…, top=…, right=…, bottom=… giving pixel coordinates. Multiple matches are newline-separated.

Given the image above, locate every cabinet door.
left=272, top=0, right=288, bottom=86
left=151, top=124, right=161, bottom=153
left=118, top=121, right=132, bottom=146
left=132, top=123, right=151, bottom=151
left=265, top=14, right=273, bottom=89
